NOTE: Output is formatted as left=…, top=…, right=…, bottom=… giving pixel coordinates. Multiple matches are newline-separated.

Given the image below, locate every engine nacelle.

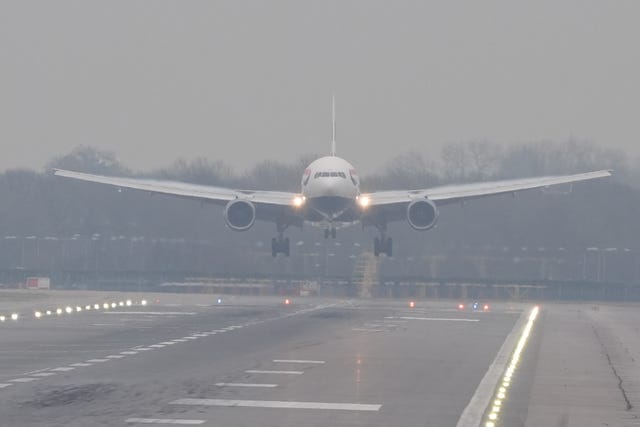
left=224, top=199, right=256, bottom=231
left=407, top=199, right=439, bottom=230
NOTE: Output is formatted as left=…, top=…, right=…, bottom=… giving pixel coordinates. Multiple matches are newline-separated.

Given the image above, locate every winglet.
left=330, top=93, right=336, bottom=156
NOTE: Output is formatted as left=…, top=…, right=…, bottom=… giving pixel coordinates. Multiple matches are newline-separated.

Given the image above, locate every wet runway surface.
left=0, top=294, right=525, bottom=427
left=1, top=293, right=637, bottom=427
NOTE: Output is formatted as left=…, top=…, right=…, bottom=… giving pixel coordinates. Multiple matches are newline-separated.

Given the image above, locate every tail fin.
left=330, top=93, right=336, bottom=156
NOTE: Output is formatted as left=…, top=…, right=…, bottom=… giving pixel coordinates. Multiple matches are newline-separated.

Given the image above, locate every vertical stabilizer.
left=331, top=93, right=336, bottom=156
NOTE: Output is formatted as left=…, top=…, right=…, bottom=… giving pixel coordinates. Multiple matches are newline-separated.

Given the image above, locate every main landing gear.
left=272, top=222, right=290, bottom=257
left=373, top=224, right=392, bottom=257
left=272, top=237, right=290, bottom=257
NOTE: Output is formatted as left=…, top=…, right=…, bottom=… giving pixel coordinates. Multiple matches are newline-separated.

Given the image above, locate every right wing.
left=53, top=169, right=299, bottom=207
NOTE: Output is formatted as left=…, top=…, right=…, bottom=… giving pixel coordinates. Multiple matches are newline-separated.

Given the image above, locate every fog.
left=1, top=1, right=640, bottom=173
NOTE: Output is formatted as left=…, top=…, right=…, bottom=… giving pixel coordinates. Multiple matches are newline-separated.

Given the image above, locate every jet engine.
left=224, top=200, right=256, bottom=231
left=407, top=199, right=439, bottom=230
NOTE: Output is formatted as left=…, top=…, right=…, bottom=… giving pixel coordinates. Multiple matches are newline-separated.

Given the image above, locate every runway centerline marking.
left=107, top=355, right=125, bottom=359
left=149, top=344, right=166, bottom=348
left=215, top=383, right=278, bottom=388
left=31, top=372, right=56, bottom=377
left=273, top=359, right=325, bottom=364
left=245, top=370, right=304, bottom=375
left=125, top=418, right=205, bottom=425
left=121, top=351, right=139, bottom=354
left=70, top=363, right=92, bottom=367
left=170, top=398, right=382, bottom=412
left=50, top=367, right=74, bottom=372
left=86, top=359, right=109, bottom=363
left=104, top=311, right=196, bottom=315
left=0, top=383, right=13, bottom=388
left=384, top=316, right=480, bottom=322
left=10, top=377, right=40, bottom=383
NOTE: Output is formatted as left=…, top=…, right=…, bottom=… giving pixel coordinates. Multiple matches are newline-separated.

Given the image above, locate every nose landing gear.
left=324, top=227, right=337, bottom=239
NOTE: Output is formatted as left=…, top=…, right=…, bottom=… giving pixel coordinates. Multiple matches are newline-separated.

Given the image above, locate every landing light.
left=217, top=298, right=223, bottom=304
left=284, top=298, right=291, bottom=305
left=0, top=315, right=5, bottom=322
left=357, top=195, right=370, bottom=208
left=141, top=299, right=148, bottom=306
left=293, top=196, right=306, bottom=207
left=65, top=306, right=73, bottom=314
left=11, top=313, right=18, bottom=321
left=35, top=311, right=42, bottom=318
left=409, top=301, right=416, bottom=308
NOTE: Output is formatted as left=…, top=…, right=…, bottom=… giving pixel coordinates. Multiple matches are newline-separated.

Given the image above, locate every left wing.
left=363, top=170, right=612, bottom=217
left=53, top=169, right=300, bottom=207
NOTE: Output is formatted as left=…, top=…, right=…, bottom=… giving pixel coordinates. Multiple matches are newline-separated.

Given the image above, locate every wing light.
left=293, top=196, right=306, bottom=208
left=357, top=195, right=370, bottom=208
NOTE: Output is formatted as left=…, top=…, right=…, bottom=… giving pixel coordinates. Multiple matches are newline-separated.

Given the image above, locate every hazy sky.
left=1, top=1, right=639, bottom=174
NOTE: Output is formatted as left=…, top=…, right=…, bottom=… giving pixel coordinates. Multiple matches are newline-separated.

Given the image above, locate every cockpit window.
left=313, top=171, right=348, bottom=178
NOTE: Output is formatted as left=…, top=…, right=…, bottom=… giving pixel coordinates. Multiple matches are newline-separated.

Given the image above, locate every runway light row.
left=484, top=305, right=539, bottom=427
left=0, top=299, right=147, bottom=325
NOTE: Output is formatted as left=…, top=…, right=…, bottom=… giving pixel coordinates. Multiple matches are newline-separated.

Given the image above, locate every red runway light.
left=409, top=301, right=416, bottom=308
left=284, top=298, right=291, bottom=305
left=483, top=304, right=489, bottom=311
left=458, top=303, right=465, bottom=310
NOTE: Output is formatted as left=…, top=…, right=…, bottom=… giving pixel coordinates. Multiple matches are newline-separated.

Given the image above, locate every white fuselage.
left=300, top=156, right=361, bottom=223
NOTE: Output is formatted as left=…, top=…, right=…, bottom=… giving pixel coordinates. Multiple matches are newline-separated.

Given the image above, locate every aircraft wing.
left=364, top=169, right=612, bottom=207
left=53, top=169, right=300, bottom=207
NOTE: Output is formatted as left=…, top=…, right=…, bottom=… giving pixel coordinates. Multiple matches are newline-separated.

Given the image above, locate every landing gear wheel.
left=272, top=237, right=290, bottom=257
left=385, top=237, right=392, bottom=257
left=373, top=236, right=392, bottom=257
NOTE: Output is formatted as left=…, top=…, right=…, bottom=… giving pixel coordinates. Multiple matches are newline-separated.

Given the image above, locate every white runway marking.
left=121, top=351, right=140, bottom=354
left=135, top=348, right=153, bottom=351
left=170, top=398, right=382, bottom=412
left=172, top=339, right=188, bottom=342
left=10, top=377, right=40, bottom=383
left=70, top=363, right=92, bottom=367
left=159, top=341, right=177, bottom=345
left=191, top=333, right=208, bottom=337
left=384, top=316, right=480, bottom=322
left=0, top=383, right=13, bottom=388
left=31, top=372, right=56, bottom=377
left=215, top=382, right=278, bottom=388
left=107, top=355, right=125, bottom=359
left=105, top=311, right=196, bottom=315
left=245, top=370, right=304, bottom=375
left=273, top=359, right=325, bottom=364
left=455, top=308, right=528, bottom=427
left=86, top=359, right=109, bottom=363
left=125, top=418, right=205, bottom=425
left=352, top=328, right=384, bottom=332
left=50, top=367, right=74, bottom=372
left=149, top=344, right=166, bottom=348
left=183, top=337, right=198, bottom=340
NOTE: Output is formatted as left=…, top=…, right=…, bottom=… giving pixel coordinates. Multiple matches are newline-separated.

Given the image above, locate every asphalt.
left=0, top=291, right=638, bottom=427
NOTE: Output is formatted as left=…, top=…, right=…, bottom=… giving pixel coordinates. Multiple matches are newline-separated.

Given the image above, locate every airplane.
left=54, top=99, right=612, bottom=257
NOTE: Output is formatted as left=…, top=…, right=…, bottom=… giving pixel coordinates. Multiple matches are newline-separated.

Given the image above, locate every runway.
left=0, top=291, right=638, bottom=426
